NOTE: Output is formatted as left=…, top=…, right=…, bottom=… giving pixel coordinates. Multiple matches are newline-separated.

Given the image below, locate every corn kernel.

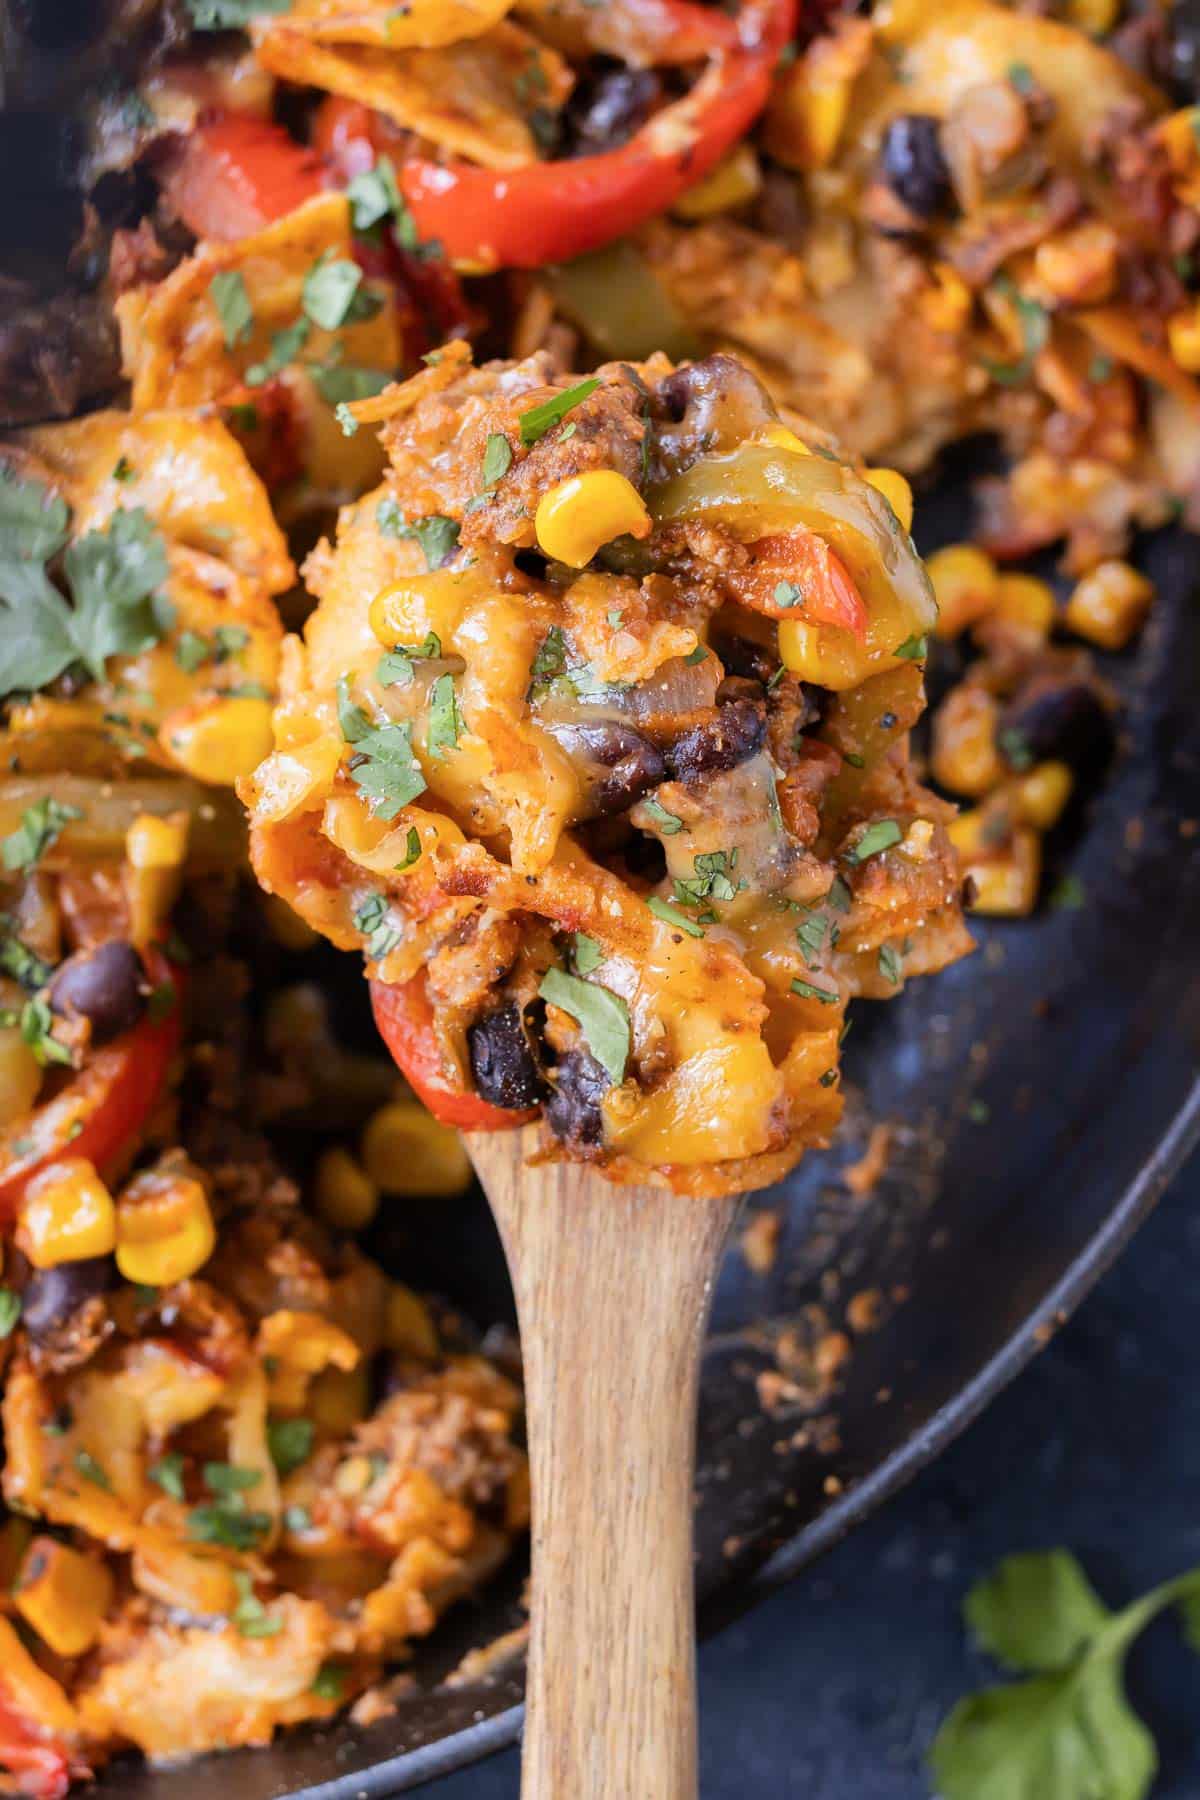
left=864, top=467, right=914, bottom=532
left=1014, top=761, right=1074, bottom=830
left=314, top=1147, right=379, bottom=1234
left=947, top=807, right=991, bottom=859
left=767, top=57, right=852, bottom=171
left=927, top=545, right=998, bottom=639
left=125, top=812, right=189, bottom=871
left=361, top=1102, right=473, bottom=1197
left=0, top=1026, right=41, bottom=1128
left=115, top=1172, right=215, bottom=1287
left=760, top=424, right=811, bottom=456
left=1064, top=559, right=1154, bottom=650
left=19, top=1160, right=116, bottom=1269
left=963, top=827, right=1042, bottom=916
left=125, top=809, right=189, bottom=947
left=1167, top=306, right=1200, bottom=373
left=15, top=1538, right=113, bottom=1657
left=673, top=144, right=762, bottom=219
left=921, top=263, right=972, bottom=336
left=535, top=471, right=651, bottom=569
left=369, top=581, right=425, bottom=649
left=992, top=573, right=1056, bottom=637
left=383, top=1282, right=439, bottom=1358
left=1066, top=0, right=1120, bottom=32
left=778, top=617, right=874, bottom=691
left=308, top=1362, right=370, bottom=1438
left=931, top=685, right=1004, bottom=796
left=165, top=696, right=275, bottom=786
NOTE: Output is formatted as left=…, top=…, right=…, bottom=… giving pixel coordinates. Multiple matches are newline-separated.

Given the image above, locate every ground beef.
left=0, top=281, right=120, bottom=424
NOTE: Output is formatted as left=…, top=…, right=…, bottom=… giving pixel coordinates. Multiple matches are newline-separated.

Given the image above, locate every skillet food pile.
left=0, top=0, right=1192, bottom=1787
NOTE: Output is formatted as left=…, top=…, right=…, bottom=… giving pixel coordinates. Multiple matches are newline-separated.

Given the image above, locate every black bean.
left=562, top=61, right=662, bottom=157
left=50, top=939, right=144, bottom=1043
left=652, top=355, right=776, bottom=470
left=545, top=1049, right=609, bottom=1149
left=468, top=1004, right=546, bottom=1111
left=21, top=1256, right=115, bottom=1341
left=1169, top=0, right=1200, bottom=99
left=879, top=113, right=952, bottom=221
left=1000, top=678, right=1114, bottom=773
left=664, top=698, right=767, bottom=783
left=547, top=720, right=666, bottom=816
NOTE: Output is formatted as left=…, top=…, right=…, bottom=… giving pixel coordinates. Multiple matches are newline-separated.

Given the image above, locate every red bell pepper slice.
left=0, top=950, right=183, bottom=1221
left=370, top=975, right=537, bottom=1132
left=739, top=527, right=869, bottom=641
left=160, top=113, right=325, bottom=242
left=395, top=0, right=796, bottom=269
left=0, top=1690, right=74, bottom=1800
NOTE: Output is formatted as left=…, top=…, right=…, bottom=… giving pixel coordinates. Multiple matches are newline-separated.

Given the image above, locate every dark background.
left=427, top=1146, right=1200, bottom=1799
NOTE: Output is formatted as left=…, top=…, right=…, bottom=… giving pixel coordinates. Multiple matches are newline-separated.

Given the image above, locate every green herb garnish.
left=0, top=1289, right=21, bottom=1338
left=481, top=433, right=513, bottom=489
left=846, top=819, right=902, bottom=864
left=538, top=966, right=630, bottom=1083
left=893, top=634, right=927, bottom=661
left=311, top=1662, right=347, bottom=1701
left=302, top=253, right=381, bottom=332
left=790, top=977, right=839, bottom=1005
left=773, top=580, right=802, bottom=608
left=648, top=896, right=705, bottom=938
left=518, top=378, right=600, bottom=445
left=148, top=1451, right=186, bottom=1500
left=76, top=1449, right=112, bottom=1491
left=640, top=797, right=683, bottom=836
left=376, top=501, right=461, bottom=570
left=337, top=678, right=427, bottom=819
left=209, top=270, right=254, bottom=349
left=572, top=932, right=602, bottom=975
left=395, top=826, right=422, bottom=871
left=427, top=672, right=463, bottom=758
left=2, top=798, right=81, bottom=872
left=878, top=942, right=902, bottom=985
left=246, top=319, right=310, bottom=388
left=267, top=1417, right=315, bottom=1479
left=186, top=0, right=288, bottom=24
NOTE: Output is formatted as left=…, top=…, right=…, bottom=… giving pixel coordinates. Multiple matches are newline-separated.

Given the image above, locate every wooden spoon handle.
left=468, top=1129, right=739, bottom=1800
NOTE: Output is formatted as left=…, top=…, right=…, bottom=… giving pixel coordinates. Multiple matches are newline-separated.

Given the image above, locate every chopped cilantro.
left=186, top=0, right=288, bottom=24
left=311, top=1662, right=347, bottom=1701
left=246, top=318, right=310, bottom=387
left=112, top=457, right=136, bottom=484
left=187, top=1504, right=272, bottom=1550
left=283, top=1504, right=312, bottom=1533
left=337, top=678, right=427, bottom=819
left=674, top=848, right=741, bottom=906
left=0, top=928, right=53, bottom=990
left=353, top=893, right=401, bottom=962
left=302, top=253, right=382, bottom=332
left=966, top=1098, right=991, bottom=1124
left=0, top=1289, right=21, bottom=1338
left=648, top=896, right=705, bottom=938
left=0, top=490, right=169, bottom=698
left=529, top=625, right=568, bottom=692
left=773, top=580, right=802, bottom=609
left=375, top=632, right=440, bottom=690
left=790, top=976, right=839, bottom=1005
left=539, top=966, right=630, bottom=1083
left=827, top=874, right=852, bottom=913
left=175, top=631, right=210, bottom=674
left=893, top=634, right=927, bottom=661
left=846, top=819, right=903, bottom=863
left=375, top=501, right=460, bottom=570
left=1050, top=873, right=1087, bottom=911
left=1007, top=59, right=1035, bottom=93
left=2, top=797, right=81, bottom=871
left=796, top=912, right=829, bottom=966
left=232, top=1569, right=283, bottom=1639
left=878, top=942, right=903, bottom=985
left=427, top=672, right=464, bottom=758
left=148, top=1451, right=186, bottom=1501
left=209, top=270, right=254, bottom=349
left=999, top=727, right=1034, bottom=771
left=640, top=797, right=683, bottom=835
left=75, top=1449, right=112, bottom=1491
left=347, top=157, right=403, bottom=232
left=203, top=1461, right=260, bottom=1496
left=310, top=360, right=390, bottom=406
left=683, top=644, right=708, bottom=666
left=267, top=1416, right=315, bottom=1478
left=572, top=932, right=602, bottom=975
left=481, top=433, right=514, bottom=489
left=19, top=998, right=72, bottom=1067
left=518, top=378, right=600, bottom=446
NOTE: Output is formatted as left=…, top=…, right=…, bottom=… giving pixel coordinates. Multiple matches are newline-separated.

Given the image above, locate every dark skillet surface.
left=94, top=488, right=1200, bottom=1796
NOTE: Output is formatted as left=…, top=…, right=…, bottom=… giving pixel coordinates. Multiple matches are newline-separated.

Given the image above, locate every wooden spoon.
left=466, top=1123, right=741, bottom=1800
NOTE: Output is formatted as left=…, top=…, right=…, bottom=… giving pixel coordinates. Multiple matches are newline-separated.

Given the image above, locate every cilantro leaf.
left=337, top=678, right=427, bottom=819
left=846, top=819, right=902, bottom=864
left=233, top=1570, right=283, bottom=1639
left=0, top=1289, right=21, bottom=1338
left=347, top=158, right=403, bottom=232
left=186, top=0, right=289, bottom=28
left=572, top=932, right=602, bottom=975
left=648, top=896, right=705, bottom=938
left=209, top=270, right=254, bottom=348
left=481, top=433, right=513, bottom=489
left=893, top=633, right=927, bottom=660
left=878, top=942, right=902, bottom=985
left=302, top=254, right=381, bottom=332
left=0, top=467, right=70, bottom=561
left=311, top=1662, right=347, bottom=1701
left=61, top=508, right=169, bottom=681
left=539, top=966, right=630, bottom=1083
left=640, top=797, right=683, bottom=835
left=966, top=1551, right=1112, bottom=1673
left=246, top=318, right=310, bottom=387
left=931, top=1551, right=1200, bottom=1800
left=427, top=672, right=463, bottom=759
left=267, top=1416, right=315, bottom=1477
left=2, top=798, right=82, bottom=872
left=309, top=360, right=390, bottom=406
left=518, top=378, right=600, bottom=445
left=148, top=1451, right=187, bottom=1501
left=375, top=500, right=460, bottom=570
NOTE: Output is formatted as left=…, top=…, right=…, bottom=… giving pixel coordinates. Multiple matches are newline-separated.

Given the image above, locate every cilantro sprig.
left=337, top=678, right=427, bottom=819
left=0, top=473, right=169, bottom=698
left=539, top=965, right=630, bottom=1083
left=931, top=1550, right=1200, bottom=1800
left=2, top=798, right=82, bottom=872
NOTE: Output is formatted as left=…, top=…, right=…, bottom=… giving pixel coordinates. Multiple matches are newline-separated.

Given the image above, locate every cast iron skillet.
left=83, top=478, right=1200, bottom=1797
